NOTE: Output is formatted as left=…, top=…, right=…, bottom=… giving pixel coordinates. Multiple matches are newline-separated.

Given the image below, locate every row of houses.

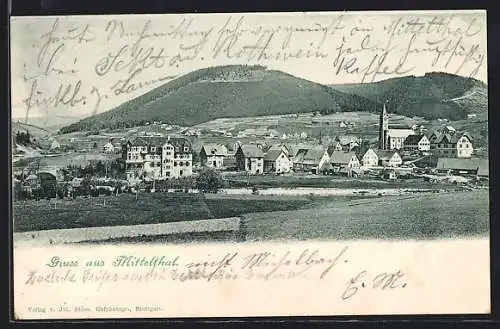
left=378, top=104, right=474, bottom=158
left=208, top=142, right=404, bottom=175
left=230, top=142, right=488, bottom=178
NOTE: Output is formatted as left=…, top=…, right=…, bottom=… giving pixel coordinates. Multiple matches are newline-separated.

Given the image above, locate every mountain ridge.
left=58, top=66, right=488, bottom=134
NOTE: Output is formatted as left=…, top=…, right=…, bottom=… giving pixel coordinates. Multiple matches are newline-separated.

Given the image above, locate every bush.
left=196, top=168, right=224, bottom=193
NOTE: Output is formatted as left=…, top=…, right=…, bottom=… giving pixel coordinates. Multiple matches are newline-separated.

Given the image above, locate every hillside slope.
left=329, top=72, right=488, bottom=120
left=59, top=68, right=487, bottom=133
left=59, top=65, right=379, bottom=133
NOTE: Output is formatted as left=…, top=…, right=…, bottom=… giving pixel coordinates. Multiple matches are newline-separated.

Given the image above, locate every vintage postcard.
left=10, top=10, right=489, bottom=319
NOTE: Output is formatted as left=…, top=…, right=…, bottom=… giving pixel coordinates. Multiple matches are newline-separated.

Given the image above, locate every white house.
left=430, top=130, right=474, bottom=158
left=293, top=146, right=329, bottom=174
left=103, top=142, right=115, bottom=153
left=386, top=128, right=415, bottom=150
left=263, top=149, right=291, bottom=174
left=403, top=135, right=431, bottom=151
left=200, top=144, right=228, bottom=168
left=235, top=144, right=265, bottom=174
left=376, top=150, right=403, bottom=167
left=329, top=151, right=360, bottom=169
left=50, top=140, right=60, bottom=150
left=358, top=148, right=379, bottom=168
left=334, top=135, right=361, bottom=152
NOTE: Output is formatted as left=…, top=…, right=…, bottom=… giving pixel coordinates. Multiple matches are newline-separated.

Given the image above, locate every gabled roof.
left=201, top=143, right=227, bottom=156
left=435, top=132, right=472, bottom=144
left=404, top=134, right=427, bottom=145
left=129, top=136, right=165, bottom=147
left=293, top=149, right=307, bottom=163
left=375, top=149, right=400, bottom=160
left=129, top=136, right=192, bottom=152
left=387, top=129, right=414, bottom=138
left=330, top=151, right=358, bottom=164
left=303, top=147, right=327, bottom=162
left=267, top=144, right=289, bottom=154
left=286, top=143, right=316, bottom=157
left=355, top=146, right=375, bottom=159
left=436, top=158, right=488, bottom=172
left=335, top=135, right=360, bottom=145
left=264, top=149, right=287, bottom=161
left=238, top=144, right=265, bottom=158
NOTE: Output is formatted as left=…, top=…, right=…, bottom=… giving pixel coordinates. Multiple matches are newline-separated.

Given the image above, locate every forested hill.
left=58, top=65, right=380, bottom=133
left=59, top=67, right=487, bottom=134
left=329, top=72, right=487, bottom=121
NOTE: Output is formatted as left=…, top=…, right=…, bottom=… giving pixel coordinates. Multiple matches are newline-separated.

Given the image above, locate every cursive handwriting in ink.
left=361, top=50, right=416, bottom=83
left=342, top=270, right=407, bottom=300
left=94, top=45, right=168, bottom=77
left=35, top=18, right=95, bottom=76
left=110, top=69, right=178, bottom=96
left=22, top=79, right=97, bottom=121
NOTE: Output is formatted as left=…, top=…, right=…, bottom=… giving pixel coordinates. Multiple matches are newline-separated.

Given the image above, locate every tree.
left=196, top=167, right=224, bottom=193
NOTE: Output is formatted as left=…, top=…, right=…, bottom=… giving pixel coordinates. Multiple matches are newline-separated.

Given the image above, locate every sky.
left=10, top=10, right=487, bottom=120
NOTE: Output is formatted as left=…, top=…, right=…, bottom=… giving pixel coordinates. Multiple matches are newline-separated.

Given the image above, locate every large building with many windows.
left=123, top=136, right=193, bottom=180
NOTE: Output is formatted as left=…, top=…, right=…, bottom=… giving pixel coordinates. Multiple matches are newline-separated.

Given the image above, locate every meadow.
left=243, top=190, right=490, bottom=241
left=12, top=189, right=489, bottom=242
left=12, top=192, right=319, bottom=233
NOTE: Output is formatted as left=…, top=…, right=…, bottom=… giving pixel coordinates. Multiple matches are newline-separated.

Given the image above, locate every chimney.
left=167, top=135, right=170, bottom=141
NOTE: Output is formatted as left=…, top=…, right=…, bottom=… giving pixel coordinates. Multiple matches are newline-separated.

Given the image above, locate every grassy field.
left=243, top=190, right=490, bottom=241
left=13, top=189, right=489, bottom=242
left=12, top=192, right=319, bottom=233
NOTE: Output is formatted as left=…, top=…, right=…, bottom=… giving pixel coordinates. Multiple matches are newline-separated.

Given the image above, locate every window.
left=174, top=162, right=177, bottom=166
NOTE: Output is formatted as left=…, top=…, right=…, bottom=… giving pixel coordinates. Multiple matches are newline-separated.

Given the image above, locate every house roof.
left=129, top=136, right=192, bottom=152
left=387, top=129, right=414, bottom=138
left=302, top=147, right=327, bottom=163
left=436, top=158, right=488, bottom=173
left=388, top=124, right=413, bottom=129
left=404, top=134, right=426, bottom=145
left=330, top=151, right=358, bottom=164
left=435, top=132, right=472, bottom=144
left=375, top=149, right=399, bottom=160
left=201, top=144, right=227, bottom=156
left=335, top=135, right=360, bottom=145
left=355, top=146, right=375, bottom=159
left=239, top=144, right=264, bottom=158
left=264, top=149, right=287, bottom=161
left=267, top=144, right=289, bottom=154
left=286, top=143, right=316, bottom=157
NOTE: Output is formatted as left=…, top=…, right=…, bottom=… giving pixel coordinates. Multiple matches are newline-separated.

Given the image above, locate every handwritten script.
left=13, top=12, right=486, bottom=120
left=22, top=246, right=408, bottom=301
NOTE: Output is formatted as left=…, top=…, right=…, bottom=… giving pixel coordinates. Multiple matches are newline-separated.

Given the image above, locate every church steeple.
left=379, top=101, right=389, bottom=150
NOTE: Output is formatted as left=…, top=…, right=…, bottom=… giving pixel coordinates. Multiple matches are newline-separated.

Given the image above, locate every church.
left=378, top=103, right=416, bottom=150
